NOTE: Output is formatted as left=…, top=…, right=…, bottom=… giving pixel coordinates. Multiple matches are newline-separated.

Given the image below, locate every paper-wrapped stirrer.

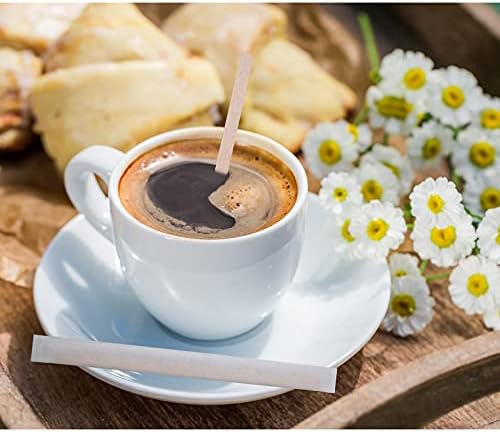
left=31, top=335, right=336, bottom=393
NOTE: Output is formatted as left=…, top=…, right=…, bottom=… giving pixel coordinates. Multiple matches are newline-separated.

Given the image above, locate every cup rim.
left=108, top=126, right=308, bottom=244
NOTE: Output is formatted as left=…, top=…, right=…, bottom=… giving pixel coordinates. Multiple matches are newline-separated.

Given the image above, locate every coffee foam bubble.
left=119, top=139, right=297, bottom=239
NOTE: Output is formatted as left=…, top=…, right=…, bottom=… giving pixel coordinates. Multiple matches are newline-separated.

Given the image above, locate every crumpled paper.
left=0, top=146, right=75, bottom=287
left=0, top=5, right=363, bottom=289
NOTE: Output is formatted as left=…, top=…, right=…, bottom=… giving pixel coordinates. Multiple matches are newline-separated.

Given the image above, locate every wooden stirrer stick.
left=215, top=53, right=253, bottom=175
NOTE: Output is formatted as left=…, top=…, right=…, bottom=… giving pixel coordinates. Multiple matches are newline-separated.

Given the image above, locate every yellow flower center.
left=394, top=269, right=407, bottom=277
left=469, top=142, right=496, bottom=168
left=361, top=179, right=384, bottom=201
left=333, top=186, right=348, bottom=202
left=427, top=194, right=445, bottom=214
left=481, top=108, right=500, bottom=130
left=376, top=96, right=413, bottom=120
left=341, top=219, right=355, bottom=243
left=348, top=123, right=359, bottom=141
left=382, top=161, right=400, bottom=178
left=391, top=294, right=416, bottom=318
left=366, top=218, right=389, bottom=241
left=318, top=140, right=342, bottom=165
left=430, top=226, right=456, bottom=248
left=403, top=67, right=426, bottom=90
left=422, top=137, right=441, bottom=160
left=496, top=226, right=500, bottom=245
left=466, top=273, right=489, bottom=297
left=480, top=187, right=500, bottom=211
left=442, top=85, right=465, bottom=109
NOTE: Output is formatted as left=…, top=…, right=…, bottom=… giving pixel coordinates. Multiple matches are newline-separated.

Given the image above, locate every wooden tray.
left=0, top=4, right=499, bottom=428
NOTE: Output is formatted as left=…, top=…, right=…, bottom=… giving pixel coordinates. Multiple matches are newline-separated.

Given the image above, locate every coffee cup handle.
left=64, top=146, right=125, bottom=243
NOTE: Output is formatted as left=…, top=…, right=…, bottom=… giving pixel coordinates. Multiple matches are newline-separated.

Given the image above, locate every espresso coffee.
left=119, top=139, right=297, bottom=239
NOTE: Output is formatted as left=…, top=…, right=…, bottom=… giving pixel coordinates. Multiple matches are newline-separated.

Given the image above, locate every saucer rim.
left=33, top=193, right=390, bottom=405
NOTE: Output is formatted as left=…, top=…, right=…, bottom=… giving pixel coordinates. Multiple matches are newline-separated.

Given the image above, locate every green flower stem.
left=464, top=207, right=483, bottom=221
left=450, top=167, right=462, bottom=191
left=383, top=132, right=389, bottom=146
left=353, top=105, right=368, bottom=125
left=406, top=222, right=413, bottom=229
left=425, top=271, right=451, bottom=282
left=419, top=259, right=429, bottom=274
left=360, top=143, right=374, bottom=156
left=358, top=12, right=381, bottom=83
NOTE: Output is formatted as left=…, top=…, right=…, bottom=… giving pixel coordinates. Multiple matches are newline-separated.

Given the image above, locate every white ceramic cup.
left=64, top=127, right=308, bottom=340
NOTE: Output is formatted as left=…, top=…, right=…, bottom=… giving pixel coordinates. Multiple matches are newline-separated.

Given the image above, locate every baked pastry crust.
left=163, top=4, right=287, bottom=98
left=30, top=3, right=226, bottom=171
left=0, top=4, right=85, bottom=54
left=0, top=48, right=42, bottom=151
left=45, top=3, right=185, bottom=71
left=163, top=4, right=357, bottom=153
left=31, top=60, right=225, bottom=171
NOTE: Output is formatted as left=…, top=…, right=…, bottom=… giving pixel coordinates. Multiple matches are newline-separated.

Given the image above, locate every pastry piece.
left=45, top=3, right=185, bottom=71
left=33, top=3, right=225, bottom=171
left=0, top=48, right=42, bottom=151
left=163, top=3, right=356, bottom=153
left=251, top=39, right=356, bottom=123
left=31, top=60, right=225, bottom=171
left=162, top=3, right=287, bottom=98
left=0, top=4, right=85, bottom=54
left=241, top=108, right=309, bottom=154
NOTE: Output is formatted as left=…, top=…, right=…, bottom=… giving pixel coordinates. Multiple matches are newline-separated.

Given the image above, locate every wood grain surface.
left=296, top=332, right=500, bottom=428
left=0, top=259, right=498, bottom=428
left=0, top=4, right=499, bottom=428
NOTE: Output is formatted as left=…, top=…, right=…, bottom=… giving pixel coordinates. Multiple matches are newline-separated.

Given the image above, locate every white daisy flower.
left=328, top=205, right=362, bottom=260
left=407, top=120, right=454, bottom=170
left=366, top=85, right=422, bottom=136
left=354, top=161, right=400, bottom=204
left=389, top=253, right=423, bottom=279
left=409, top=177, right=465, bottom=225
left=472, top=95, right=500, bottom=134
left=349, top=200, right=406, bottom=259
left=483, top=306, right=500, bottom=331
left=379, top=49, right=434, bottom=102
left=382, top=276, right=435, bottom=337
left=348, top=122, right=373, bottom=152
left=321, top=120, right=372, bottom=152
left=449, top=255, right=500, bottom=315
left=477, top=207, right=500, bottom=264
left=427, top=66, right=483, bottom=127
left=463, top=171, right=500, bottom=216
left=452, top=127, right=500, bottom=180
left=361, top=144, right=414, bottom=196
left=318, top=172, right=362, bottom=215
left=302, top=122, right=358, bottom=178
left=411, top=212, right=476, bottom=267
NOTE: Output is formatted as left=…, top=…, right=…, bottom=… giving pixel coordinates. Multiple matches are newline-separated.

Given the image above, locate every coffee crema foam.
left=119, top=139, right=297, bottom=239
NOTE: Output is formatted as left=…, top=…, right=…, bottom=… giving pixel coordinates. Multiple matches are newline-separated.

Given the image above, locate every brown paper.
left=0, top=147, right=75, bottom=287
left=0, top=232, right=39, bottom=287
left=0, top=5, right=363, bottom=289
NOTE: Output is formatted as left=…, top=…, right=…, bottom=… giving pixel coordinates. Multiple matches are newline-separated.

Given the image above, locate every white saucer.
left=33, top=193, right=390, bottom=405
